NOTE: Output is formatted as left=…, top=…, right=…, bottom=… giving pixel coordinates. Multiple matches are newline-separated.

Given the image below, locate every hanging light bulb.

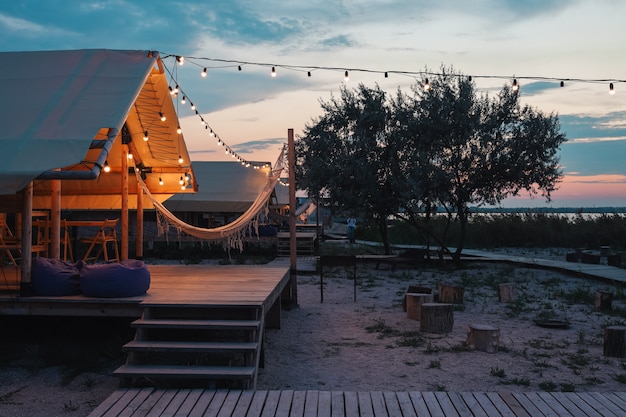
left=179, top=175, right=184, bottom=185
left=384, top=72, right=388, bottom=78
left=344, top=70, right=349, bottom=81
left=168, top=86, right=174, bottom=95
left=143, top=130, right=149, bottom=141
left=185, top=172, right=190, bottom=181
left=209, top=129, right=215, bottom=137
left=225, top=148, right=229, bottom=154
left=609, top=83, right=616, bottom=95
left=560, top=81, right=565, bottom=87
left=190, top=102, right=196, bottom=111
left=103, top=160, right=111, bottom=173
left=174, top=85, right=179, bottom=94
left=201, top=67, right=207, bottom=77
left=178, top=155, right=183, bottom=164
left=512, top=79, right=519, bottom=92
left=177, top=126, right=182, bottom=134
left=127, top=153, right=133, bottom=160
left=176, top=56, right=184, bottom=65
left=271, top=66, right=277, bottom=77
left=423, top=78, right=430, bottom=91
left=307, top=71, right=312, bottom=77
left=181, top=96, right=186, bottom=104
left=238, top=65, right=242, bottom=71
left=160, top=112, right=166, bottom=121
left=159, top=177, right=163, bottom=185
left=181, top=184, right=186, bottom=190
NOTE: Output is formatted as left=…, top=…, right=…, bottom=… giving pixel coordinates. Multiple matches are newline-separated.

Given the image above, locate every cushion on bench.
left=78, top=259, right=150, bottom=298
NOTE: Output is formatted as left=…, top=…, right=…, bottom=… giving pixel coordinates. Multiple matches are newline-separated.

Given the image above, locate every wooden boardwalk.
left=88, top=388, right=626, bottom=417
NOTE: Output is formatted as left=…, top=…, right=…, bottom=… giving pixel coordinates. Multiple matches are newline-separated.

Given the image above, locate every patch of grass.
left=613, top=374, right=626, bottom=384
left=63, top=401, right=80, bottom=411
left=490, top=367, right=506, bottom=378
left=560, top=383, right=576, bottom=392
left=538, top=381, right=557, bottom=391
left=365, top=318, right=397, bottom=338
left=0, top=386, right=25, bottom=405
left=428, top=359, right=441, bottom=369
left=502, top=377, right=530, bottom=386
left=397, top=332, right=426, bottom=348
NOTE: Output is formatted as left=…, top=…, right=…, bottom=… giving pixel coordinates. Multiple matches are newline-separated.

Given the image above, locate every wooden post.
left=420, top=303, right=454, bottom=334
left=604, top=326, right=626, bottom=357
left=438, top=282, right=465, bottom=304
left=403, top=285, right=432, bottom=312
left=136, top=181, right=144, bottom=259
left=287, top=128, right=298, bottom=307
left=121, top=145, right=129, bottom=260
left=498, top=283, right=516, bottom=303
left=595, top=290, right=613, bottom=311
left=467, top=324, right=500, bottom=353
left=20, top=182, right=33, bottom=295
left=50, top=178, right=61, bottom=259
left=406, top=293, right=434, bottom=320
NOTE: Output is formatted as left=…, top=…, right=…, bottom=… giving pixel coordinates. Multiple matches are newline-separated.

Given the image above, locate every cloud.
left=232, top=138, right=286, bottom=154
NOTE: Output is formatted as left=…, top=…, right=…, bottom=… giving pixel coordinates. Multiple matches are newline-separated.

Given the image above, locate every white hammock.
left=136, top=146, right=287, bottom=251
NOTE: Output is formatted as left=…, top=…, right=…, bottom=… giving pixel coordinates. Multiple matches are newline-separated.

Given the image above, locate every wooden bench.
left=319, top=255, right=357, bottom=303
left=373, top=248, right=427, bottom=270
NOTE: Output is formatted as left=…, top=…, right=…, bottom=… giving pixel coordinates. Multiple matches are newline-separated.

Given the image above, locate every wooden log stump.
left=498, top=283, right=516, bottom=303
left=604, top=326, right=626, bottom=358
left=420, top=303, right=454, bottom=334
left=406, top=293, right=434, bottom=321
left=402, top=285, right=432, bottom=312
left=467, top=324, right=500, bottom=353
left=595, top=290, right=613, bottom=311
left=438, top=282, right=464, bottom=304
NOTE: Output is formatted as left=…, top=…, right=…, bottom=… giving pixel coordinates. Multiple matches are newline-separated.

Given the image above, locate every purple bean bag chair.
left=31, top=257, right=81, bottom=296
left=78, top=259, right=150, bottom=298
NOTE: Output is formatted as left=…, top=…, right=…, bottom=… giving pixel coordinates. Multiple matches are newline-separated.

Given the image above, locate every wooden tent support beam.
left=136, top=181, right=144, bottom=259
left=121, top=145, right=129, bottom=261
left=20, top=182, right=33, bottom=295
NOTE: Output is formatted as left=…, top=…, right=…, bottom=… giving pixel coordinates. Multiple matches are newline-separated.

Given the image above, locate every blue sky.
left=2, top=0, right=626, bottom=208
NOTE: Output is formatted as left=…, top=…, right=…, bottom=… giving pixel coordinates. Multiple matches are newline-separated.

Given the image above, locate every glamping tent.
left=0, top=49, right=196, bottom=290
left=163, top=161, right=274, bottom=228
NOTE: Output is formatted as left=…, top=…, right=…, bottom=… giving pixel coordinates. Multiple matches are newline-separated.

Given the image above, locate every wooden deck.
left=0, top=264, right=291, bottom=317
left=88, top=388, right=626, bottom=417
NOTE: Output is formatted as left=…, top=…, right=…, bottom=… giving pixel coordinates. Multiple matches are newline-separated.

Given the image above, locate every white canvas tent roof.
left=163, top=161, right=272, bottom=213
left=0, top=49, right=196, bottom=209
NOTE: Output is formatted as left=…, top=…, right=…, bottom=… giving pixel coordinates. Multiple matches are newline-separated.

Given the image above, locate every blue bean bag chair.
left=78, top=259, right=150, bottom=298
left=31, top=257, right=81, bottom=296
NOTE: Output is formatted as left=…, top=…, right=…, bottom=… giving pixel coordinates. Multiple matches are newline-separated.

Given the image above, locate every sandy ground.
left=2, top=248, right=626, bottom=416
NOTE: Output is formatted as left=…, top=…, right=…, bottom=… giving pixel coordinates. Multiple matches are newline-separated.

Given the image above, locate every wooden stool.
left=595, top=290, right=613, bottom=311
left=498, top=283, right=516, bottom=303
left=420, top=303, right=454, bottom=334
left=402, top=285, right=432, bottom=312
left=438, top=282, right=464, bottom=304
left=467, top=324, right=500, bottom=353
left=604, top=326, right=626, bottom=357
left=406, top=293, right=434, bottom=321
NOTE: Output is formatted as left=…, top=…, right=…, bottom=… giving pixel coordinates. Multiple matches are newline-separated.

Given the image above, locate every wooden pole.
left=121, top=145, right=129, bottom=260
left=50, top=178, right=61, bottom=259
left=136, top=181, right=144, bottom=259
left=20, top=182, right=33, bottom=295
left=288, top=128, right=298, bottom=307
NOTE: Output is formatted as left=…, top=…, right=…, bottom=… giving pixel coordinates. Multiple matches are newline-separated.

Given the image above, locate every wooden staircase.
left=113, top=303, right=264, bottom=389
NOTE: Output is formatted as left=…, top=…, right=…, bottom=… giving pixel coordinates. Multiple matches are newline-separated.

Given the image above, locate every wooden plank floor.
left=88, top=389, right=626, bottom=417
left=0, top=264, right=290, bottom=316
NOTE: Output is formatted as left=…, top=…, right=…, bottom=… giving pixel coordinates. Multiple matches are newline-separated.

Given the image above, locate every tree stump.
left=438, top=282, right=464, bottom=304
left=406, top=293, right=434, bottom=321
left=498, top=283, right=516, bottom=303
left=420, top=303, right=454, bottom=334
left=467, top=324, right=500, bottom=353
left=595, top=290, right=613, bottom=311
left=604, top=326, right=626, bottom=357
left=402, top=285, right=432, bottom=312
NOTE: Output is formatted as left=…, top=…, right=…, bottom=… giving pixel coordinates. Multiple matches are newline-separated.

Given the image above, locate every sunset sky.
left=2, top=1, right=625, bottom=208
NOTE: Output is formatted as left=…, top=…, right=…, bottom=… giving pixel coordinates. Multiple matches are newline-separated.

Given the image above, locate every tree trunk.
left=406, top=293, right=434, bottom=320
left=438, top=282, right=465, bottom=304
left=467, top=324, right=500, bottom=353
left=378, top=216, right=390, bottom=255
left=595, top=291, right=613, bottom=311
left=498, top=283, right=516, bottom=303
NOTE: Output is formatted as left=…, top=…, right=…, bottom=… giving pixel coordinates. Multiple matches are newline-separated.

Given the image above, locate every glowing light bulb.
left=423, top=78, right=430, bottom=91
left=512, top=79, right=519, bottom=92
left=271, top=67, right=277, bottom=77
left=178, top=155, right=183, bottom=164
left=168, top=86, right=174, bottom=95
left=344, top=70, right=349, bottom=81
left=159, top=177, right=163, bottom=185
left=103, top=161, right=111, bottom=173
left=160, top=112, right=166, bottom=121
left=177, top=126, right=182, bottom=134
left=202, top=68, right=207, bottom=77
left=181, top=96, right=186, bottom=104
left=143, top=130, right=149, bottom=141
left=609, top=83, right=616, bottom=95
left=127, top=153, right=133, bottom=160
left=179, top=176, right=184, bottom=185
left=176, top=56, right=184, bottom=65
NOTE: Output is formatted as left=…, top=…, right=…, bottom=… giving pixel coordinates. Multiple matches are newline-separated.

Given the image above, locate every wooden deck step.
left=113, top=364, right=255, bottom=380
left=130, top=318, right=261, bottom=330
left=122, top=340, right=258, bottom=353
